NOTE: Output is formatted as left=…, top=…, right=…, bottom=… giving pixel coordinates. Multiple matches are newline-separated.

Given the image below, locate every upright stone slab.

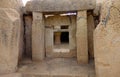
left=94, top=0, right=120, bottom=77
left=0, top=8, right=21, bottom=74
left=76, top=11, right=88, bottom=64
left=32, top=12, right=45, bottom=61
left=87, top=14, right=95, bottom=58
left=45, top=28, right=53, bottom=57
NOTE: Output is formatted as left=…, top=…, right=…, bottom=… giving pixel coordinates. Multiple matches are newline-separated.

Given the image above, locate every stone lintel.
left=25, top=0, right=96, bottom=12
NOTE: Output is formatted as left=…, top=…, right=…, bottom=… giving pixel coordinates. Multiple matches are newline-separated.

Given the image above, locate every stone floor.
left=18, top=58, right=95, bottom=77
left=0, top=73, right=22, bottom=77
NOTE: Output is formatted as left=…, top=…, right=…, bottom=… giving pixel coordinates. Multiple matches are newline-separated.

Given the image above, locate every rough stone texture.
left=24, top=15, right=32, bottom=58
left=94, top=0, right=120, bottom=77
left=0, top=8, right=21, bottom=74
left=25, top=0, right=96, bottom=12
left=96, top=0, right=104, bottom=3
left=32, top=12, right=45, bottom=61
left=0, top=73, right=22, bottom=77
left=93, top=3, right=101, bottom=16
left=0, top=0, right=24, bottom=61
left=0, top=0, right=23, bottom=12
left=77, top=11, right=88, bottom=64
left=45, top=15, right=76, bottom=58
left=87, top=14, right=95, bottom=58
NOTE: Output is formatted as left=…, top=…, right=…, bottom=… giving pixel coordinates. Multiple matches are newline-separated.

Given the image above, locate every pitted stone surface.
left=25, top=0, right=96, bottom=12
left=0, top=0, right=23, bottom=12
left=0, top=8, right=21, bottom=74
left=94, top=0, right=120, bottom=77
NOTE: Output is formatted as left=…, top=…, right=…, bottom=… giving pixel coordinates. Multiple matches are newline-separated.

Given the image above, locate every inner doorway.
left=45, top=13, right=77, bottom=58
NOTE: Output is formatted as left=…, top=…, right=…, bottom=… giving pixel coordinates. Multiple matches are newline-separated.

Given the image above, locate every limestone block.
left=0, top=0, right=23, bottom=12
left=32, top=12, right=45, bottom=61
left=25, top=0, right=96, bottom=12
left=76, top=11, right=88, bottom=64
left=93, top=3, right=101, bottom=16
left=94, top=0, right=120, bottom=77
left=0, top=8, right=21, bottom=74
left=87, top=14, right=95, bottom=58
left=54, top=32, right=61, bottom=45
left=45, top=28, right=53, bottom=57
left=69, top=16, right=77, bottom=51
left=0, top=0, right=24, bottom=61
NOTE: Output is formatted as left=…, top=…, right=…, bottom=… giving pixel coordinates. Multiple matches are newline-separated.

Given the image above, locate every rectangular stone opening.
left=54, top=31, right=69, bottom=45
left=61, top=25, right=69, bottom=29
left=61, top=32, right=69, bottom=44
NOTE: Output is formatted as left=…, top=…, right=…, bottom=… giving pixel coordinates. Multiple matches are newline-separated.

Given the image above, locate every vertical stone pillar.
left=54, top=32, right=61, bottom=45
left=69, top=16, right=76, bottom=51
left=87, top=14, right=95, bottom=58
left=32, top=12, right=45, bottom=61
left=76, top=11, right=88, bottom=64
left=24, top=15, right=32, bottom=58
left=45, top=28, right=53, bottom=57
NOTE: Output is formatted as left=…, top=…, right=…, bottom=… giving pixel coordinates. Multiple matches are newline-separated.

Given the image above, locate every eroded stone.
left=94, top=0, right=120, bottom=77
left=0, top=8, right=21, bottom=74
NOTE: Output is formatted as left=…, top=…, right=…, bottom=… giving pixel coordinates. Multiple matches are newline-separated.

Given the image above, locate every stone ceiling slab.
left=25, top=0, right=96, bottom=12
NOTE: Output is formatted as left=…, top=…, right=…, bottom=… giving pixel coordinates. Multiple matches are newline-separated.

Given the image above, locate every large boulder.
left=0, top=8, right=21, bottom=74
left=94, top=0, right=120, bottom=77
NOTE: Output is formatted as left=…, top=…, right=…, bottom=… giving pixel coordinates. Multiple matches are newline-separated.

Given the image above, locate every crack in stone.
left=102, top=2, right=120, bottom=26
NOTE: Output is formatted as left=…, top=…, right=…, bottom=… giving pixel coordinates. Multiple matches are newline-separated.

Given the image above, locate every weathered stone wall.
left=0, top=0, right=24, bottom=61
left=94, top=0, right=120, bottom=77
left=0, top=0, right=23, bottom=74
left=0, top=8, right=21, bottom=74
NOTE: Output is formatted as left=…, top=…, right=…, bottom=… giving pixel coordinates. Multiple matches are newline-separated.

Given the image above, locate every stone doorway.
left=32, top=11, right=88, bottom=64
left=45, top=14, right=76, bottom=58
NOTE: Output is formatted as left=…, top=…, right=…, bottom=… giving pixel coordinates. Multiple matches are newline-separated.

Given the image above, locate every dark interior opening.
left=61, top=32, right=69, bottom=44
left=61, top=26, right=69, bottom=29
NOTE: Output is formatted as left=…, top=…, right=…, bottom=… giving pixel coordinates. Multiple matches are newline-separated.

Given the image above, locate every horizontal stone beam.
left=25, top=0, right=96, bottom=12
